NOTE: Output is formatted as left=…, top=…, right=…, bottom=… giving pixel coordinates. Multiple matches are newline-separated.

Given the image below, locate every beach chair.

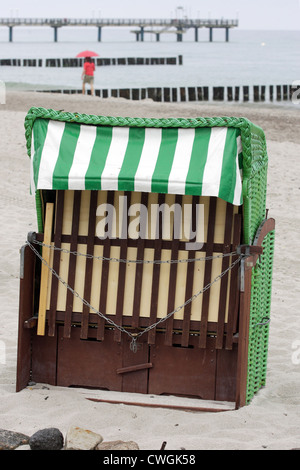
left=16, top=107, right=275, bottom=410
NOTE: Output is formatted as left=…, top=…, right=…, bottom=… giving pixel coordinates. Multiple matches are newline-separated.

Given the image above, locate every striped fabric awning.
left=30, top=118, right=243, bottom=205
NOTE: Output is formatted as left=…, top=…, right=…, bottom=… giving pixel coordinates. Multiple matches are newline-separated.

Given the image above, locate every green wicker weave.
left=24, top=107, right=274, bottom=404
left=247, top=229, right=275, bottom=403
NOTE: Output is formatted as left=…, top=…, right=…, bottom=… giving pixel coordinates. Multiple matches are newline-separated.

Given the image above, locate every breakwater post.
left=35, top=84, right=296, bottom=104
left=0, top=56, right=183, bottom=67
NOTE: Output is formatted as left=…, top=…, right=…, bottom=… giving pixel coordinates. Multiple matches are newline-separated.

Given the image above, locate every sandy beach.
left=0, top=90, right=299, bottom=450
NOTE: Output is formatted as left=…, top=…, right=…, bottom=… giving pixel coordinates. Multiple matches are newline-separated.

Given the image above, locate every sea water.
left=0, top=26, right=299, bottom=91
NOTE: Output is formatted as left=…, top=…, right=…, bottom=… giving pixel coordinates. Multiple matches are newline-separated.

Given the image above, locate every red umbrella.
left=76, top=50, right=99, bottom=58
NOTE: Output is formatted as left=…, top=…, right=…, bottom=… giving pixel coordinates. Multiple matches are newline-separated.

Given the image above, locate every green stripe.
left=85, top=126, right=113, bottom=190
left=238, top=151, right=243, bottom=170
left=118, top=127, right=145, bottom=192
left=52, top=122, right=81, bottom=190
left=32, top=118, right=49, bottom=191
left=218, top=128, right=239, bottom=203
left=151, top=128, right=178, bottom=194
left=184, top=127, right=212, bottom=195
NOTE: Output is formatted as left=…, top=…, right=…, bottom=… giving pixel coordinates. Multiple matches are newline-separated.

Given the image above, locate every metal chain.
left=32, top=238, right=238, bottom=265
left=26, top=240, right=242, bottom=352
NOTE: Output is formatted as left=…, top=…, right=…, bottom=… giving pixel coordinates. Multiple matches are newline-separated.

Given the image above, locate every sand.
left=0, top=91, right=299, bottom=450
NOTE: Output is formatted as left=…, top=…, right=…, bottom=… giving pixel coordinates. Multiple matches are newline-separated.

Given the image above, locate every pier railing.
left=0, top=18, right=238, bottom=27
left=0, top=17, right=238, bottom=42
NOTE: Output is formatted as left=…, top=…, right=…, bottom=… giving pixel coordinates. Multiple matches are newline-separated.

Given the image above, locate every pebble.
left=96, top=440, right=139, bottom=450
left=64, top=425, right=103, bottom=450
left=0, top=429, right=29, bottom=450
left=0, top=426, right=139, bottom=451
left=29, top=427, right=64, bottom=450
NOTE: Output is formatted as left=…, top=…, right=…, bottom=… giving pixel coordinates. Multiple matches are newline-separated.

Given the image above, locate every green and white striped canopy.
left=30, top=117, right=243, bottom=205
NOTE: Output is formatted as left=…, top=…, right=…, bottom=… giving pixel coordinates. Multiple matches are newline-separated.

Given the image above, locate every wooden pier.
left=0, top=17, right=238, bottom=42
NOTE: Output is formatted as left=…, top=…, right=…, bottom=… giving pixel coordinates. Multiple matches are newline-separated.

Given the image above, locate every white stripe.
left=167, top=128, right=195, bottom=194
left=68, top=125, right=97, bottom=190
left=134, top=128, right=162, bottom=192
left=233, top=136, right=243, bottom=205
left=101, top=127, right=130, bottom=190
left=201, top=127, right=228, bottom=197
left=37, top=121, right=65, bottom=189
left=237, top=134, right=242, bottom=156
left=30, top=131, right=35, bottom=194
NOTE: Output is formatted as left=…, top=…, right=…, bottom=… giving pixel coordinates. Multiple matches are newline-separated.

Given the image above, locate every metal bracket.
left=237, top=244, right=263, bottom=255
left=27, top=231, right=37, bottom=244
left=240, top=257, right=245, bottom=292
left=19, top=245, right=26, bottom=280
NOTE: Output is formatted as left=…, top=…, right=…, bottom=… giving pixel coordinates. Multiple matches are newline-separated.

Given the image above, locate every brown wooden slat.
left=53, top=310, right=239, bottom=342
left=54, top=233, right=234, bottom=254
left=48, top=190, right=64, bottom=337
left=114, top=192, right=131, bottom=342
left=16, top=245, right=36, bottom=391
left=199, top=197, right=217, bottom=348
left=80, top=191, right=98, bottom=339
left=216, top=203, right=234, bottom=349
left=148, top=193, right=164, bottom=345
left=116, top=362, right=153, bottom=374
left=63, top=191, right=82, bottom=338
left=181, top=196, right=198, bottom=347
left=97, top=191, right=115, bottom=341
left=132, top=192, right=148, bottom=329
left=164, top=195, right=182, bottom=346
left=225, top=213, right=242, bottom=350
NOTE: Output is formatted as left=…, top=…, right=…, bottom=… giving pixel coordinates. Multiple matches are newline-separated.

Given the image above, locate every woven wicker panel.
left=246, top=228, right=275, bottom=403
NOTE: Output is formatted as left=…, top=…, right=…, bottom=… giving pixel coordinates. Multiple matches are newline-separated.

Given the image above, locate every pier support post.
left=176, top=27, right=183, bottom=42
left=194, top=27, right=198, bottom=42
left=9, top=26, right=13, bottom=42
left=53, top=26, right=59, bottom=42
left=98, top=26, right=102, bottom=42
left=209, top=28, right=213, bottom=42
left=225, top=28, right=229, bottom=42
left=140, top=26, right=144, bottom=42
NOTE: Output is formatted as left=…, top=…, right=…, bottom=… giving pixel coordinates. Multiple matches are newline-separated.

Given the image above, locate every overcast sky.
left=2, top=0, right=300, bottom=30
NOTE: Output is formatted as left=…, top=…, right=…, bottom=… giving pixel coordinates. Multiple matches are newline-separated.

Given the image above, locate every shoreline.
left=4, top=90, right=300, bottom=144
left=0, top=91, right=299, bottom=450
left=4, top=85, right=300, bottom=109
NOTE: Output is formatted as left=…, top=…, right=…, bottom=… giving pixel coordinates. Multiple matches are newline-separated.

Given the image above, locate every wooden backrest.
left=43, top=189, right=242, bottom=348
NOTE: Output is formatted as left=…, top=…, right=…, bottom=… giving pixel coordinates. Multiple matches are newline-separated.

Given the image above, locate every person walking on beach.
left=82, top=57, right=95, bottom=95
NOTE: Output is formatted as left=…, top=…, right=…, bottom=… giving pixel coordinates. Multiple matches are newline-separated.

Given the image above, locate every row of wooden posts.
left=0, top=56, right=182, bottom=67
left=37, top=84, right=298, bottom=103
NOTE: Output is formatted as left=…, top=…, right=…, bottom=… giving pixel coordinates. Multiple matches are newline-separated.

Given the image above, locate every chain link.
left=32, top=238, right=238, bottom=265
left=26, top=240, right=242, bottom=351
